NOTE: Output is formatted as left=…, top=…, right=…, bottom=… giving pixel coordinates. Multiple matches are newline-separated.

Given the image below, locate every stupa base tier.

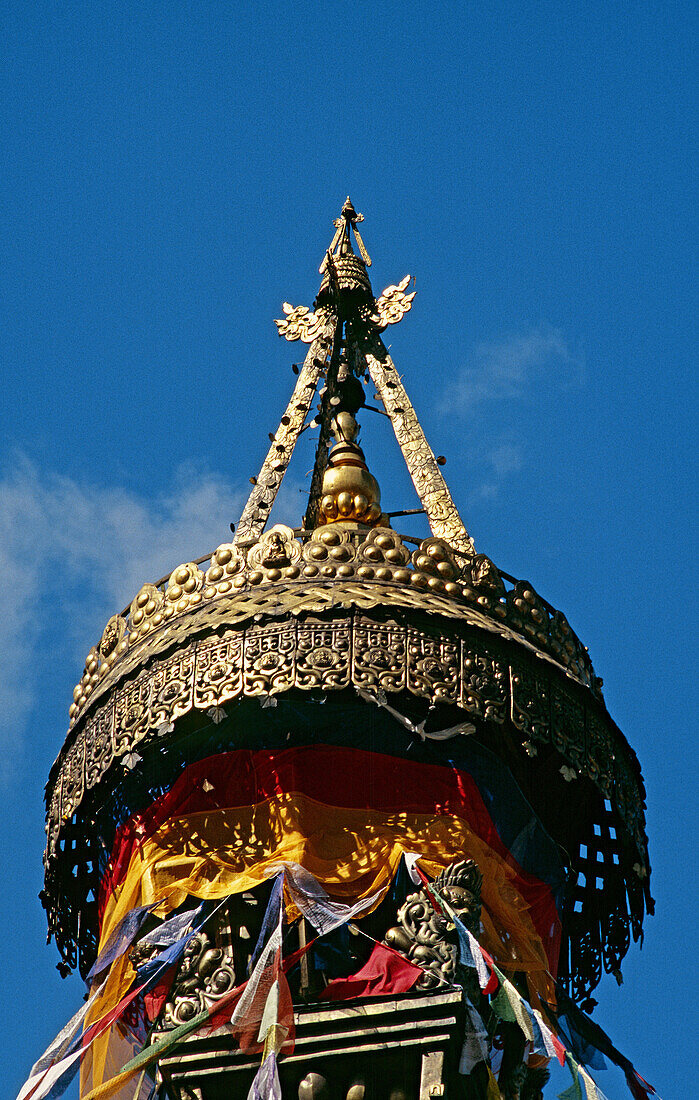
left=156, top=990, right=464, bottom=1100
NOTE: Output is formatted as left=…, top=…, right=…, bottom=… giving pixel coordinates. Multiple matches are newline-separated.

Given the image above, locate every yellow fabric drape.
left=83, top=793, right=553, bottom=1092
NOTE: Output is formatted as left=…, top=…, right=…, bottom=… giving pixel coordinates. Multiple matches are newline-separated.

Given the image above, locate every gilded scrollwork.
left=66, top=519, right=601, bottom=731
left=296, top=619, right=351, bottom=690
left=150, top=652, right=195, bottom=728
left=61, top=737, right=85, bottom=822
left=84, top=702, right=115, bottom=789
left=274, top=303, right=332, bottom=342
left=51, top=608, right=646, bottom=862
left=244, top=621, right=296, bottom=695
left=407, top=627, right=459, bottom=704
left=461, top=648, right=508, bottom=723
left=510, top=664, right=550, bottom=745
left=371, top=275, right=416, bottom=328
left=159, top=930, right=237, bottom=1028
left=353, top=616, right=406, bottom=692
left=234, top=319, right=337, bottom=547
left=45, top=772, right=62, bottom=859
left=551, top=687, right=586, bottom=773
left=194, top=631, right=244, bottom=709
left=45, top=607, right=649, bottom=1001
left=384, top=859, right=482, bottom=990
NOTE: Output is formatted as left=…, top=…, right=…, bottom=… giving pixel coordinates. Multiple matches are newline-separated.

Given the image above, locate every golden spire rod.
left=320, top=196, right=372, bottom=274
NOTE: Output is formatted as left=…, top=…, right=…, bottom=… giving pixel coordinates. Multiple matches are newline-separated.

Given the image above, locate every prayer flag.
left=459, top=999, right=489, bottom=1074
left=137, top=904, right=204, bottom=949
left=320, top=942, right=424, bottom=1001
left=247, top=1052, right=282, bottom=1100
left=87, top=905, right=155, bottom=982
left=268, top=861, right=382, bottom=936
left=16, top=976, right=109, bottom=1100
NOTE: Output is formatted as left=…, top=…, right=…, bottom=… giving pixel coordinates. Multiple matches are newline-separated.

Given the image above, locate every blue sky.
left=1, top=3, right=695, bottom=1097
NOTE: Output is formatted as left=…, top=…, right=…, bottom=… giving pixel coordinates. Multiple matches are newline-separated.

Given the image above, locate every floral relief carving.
left=407, top=627, right=459, bottom=703
left=194, top=632, right=244, bottom=709
left=244, top=622, right=296, bottom=695
left=353, top=617, right=406, bottom=692
left=296, top=619, right=351, bottom=689
left=461, top=648, right=507, bottom=723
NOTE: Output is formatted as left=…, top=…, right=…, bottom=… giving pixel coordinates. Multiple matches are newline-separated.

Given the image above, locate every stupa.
left=37, top=199, right=653, bottom=1100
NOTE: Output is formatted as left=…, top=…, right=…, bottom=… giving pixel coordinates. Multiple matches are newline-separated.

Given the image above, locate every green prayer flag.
left=558, top=1053, right=583, bottom=1100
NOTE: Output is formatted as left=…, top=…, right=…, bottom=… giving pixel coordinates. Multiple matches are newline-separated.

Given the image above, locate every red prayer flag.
left=144, top=965, right=177, bottom=1022
left=320, top=943, right=424, bottom=1001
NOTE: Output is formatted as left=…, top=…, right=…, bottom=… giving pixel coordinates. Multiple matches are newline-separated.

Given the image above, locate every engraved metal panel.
left=114, top=669, right=154, bottom=755
left=150, top=651, right=195, bottom=729
left=61, top=735, right=85, bottom=822
left=84, top=701, right=115, bottom=789
left=510, top=664, right=551, bottom=743
left=586, top=710, right=613, bottom=797
left=194, top=631, right=244, bottom=709
left=407, top=627, right=459, bottom=704
left=296, top=618, right=351, bottom=690
left=460, top=646, right=508, bottom=723
left=551, top=686, right=586, bottom=772
left=46, top=771, right=62, bottom=859
left=352, top=616, right=406, bottom=691
left=244, top=621, right=296, bottom=695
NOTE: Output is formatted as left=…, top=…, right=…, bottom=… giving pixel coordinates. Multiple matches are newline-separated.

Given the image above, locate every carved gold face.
left=440, top=884, right=479, bottom=922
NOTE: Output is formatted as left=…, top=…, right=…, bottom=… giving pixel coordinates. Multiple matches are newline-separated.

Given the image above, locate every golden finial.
left=317, top=353, right=382, bottom=527
left=319, top=196, right=372, bottom=274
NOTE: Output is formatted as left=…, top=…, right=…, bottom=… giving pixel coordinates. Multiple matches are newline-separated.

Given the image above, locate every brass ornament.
left=318, top=440, right=382, bottom=526
left=164, top=562, right=205, bottom=615
left=132, top=923, right=238, bottom=1030
left=48, top=605, right=646, bottom=864
left=45, top=603, right=649, bottom=1001
left=204, top=542, right=245, bottom=595
left=356, top=527, right=411, bottom=568
left=247, top=524, right=302, bottom=573
left=274, top=303, right=332, bottom=343
left=98, top=615, right=126, bottom=662
left=411, top=538, right=460, bottom=583
left=128, top=583, right=165, bottom=642
left=65, top=525, right=602, bottom=732
left=372, top=274, right=416, bottom=328
left=44, top=200, right=651, bottom=1013
left=384, top=859, right=482, bottom=990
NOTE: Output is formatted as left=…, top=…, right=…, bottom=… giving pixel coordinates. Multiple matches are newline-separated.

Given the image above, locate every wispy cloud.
left=438, top=327, right=584, bottom=499
left=446, top=327, right=585, bottom=412
left=0, top=458, right=299, bottom=772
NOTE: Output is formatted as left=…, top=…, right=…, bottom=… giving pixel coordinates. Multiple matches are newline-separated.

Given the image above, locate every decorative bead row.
left=68, top=525, right=599, bottom=729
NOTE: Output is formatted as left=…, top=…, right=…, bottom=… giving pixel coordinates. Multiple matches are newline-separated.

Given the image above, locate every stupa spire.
left=234, top=199, right=475, bottom=556
left=320, top=195, right=372, bottom=272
